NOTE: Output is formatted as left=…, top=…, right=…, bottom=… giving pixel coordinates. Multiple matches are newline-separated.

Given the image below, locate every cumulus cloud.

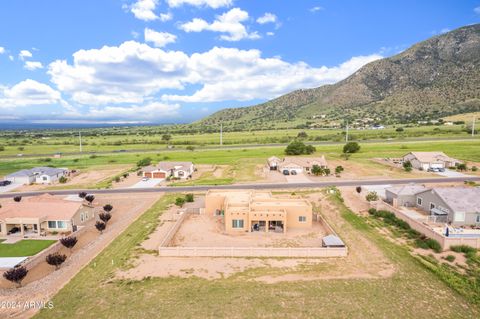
left=179, top=8, right=259, bottom=41
left=24, top=61, right=44, bottom=71
left=256, top=13, right=277, bottom=24
left=167, top=0, right=233, bottom=9
left=475, top=6, right=480, bottom=14
left=47, top=41, right=381, bottom=107
left=48, top=41, right=191, bottom=105
left=18, top=50, right=33, bottom=60
left=86, top=102, right=180, bottom=120
left=0, top=47, right=5, bottom=54
left=144, top=28, right=177, bottom=47
left=0, top=79, right=64, bottom=108
left=310, top=6, right=324, bottom=13
left=130, top=0, right=157, bottom=21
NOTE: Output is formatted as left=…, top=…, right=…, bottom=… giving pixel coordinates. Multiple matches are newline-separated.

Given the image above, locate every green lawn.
left=34, top=193, right=479, bottom=318
left=0, top=239, right=57, bottom=257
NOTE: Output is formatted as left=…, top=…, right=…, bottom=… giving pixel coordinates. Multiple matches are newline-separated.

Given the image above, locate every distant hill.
left=197, top=24, right=480, bottom=130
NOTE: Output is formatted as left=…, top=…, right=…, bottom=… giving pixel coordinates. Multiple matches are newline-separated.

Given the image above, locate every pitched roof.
left=143, top=161, right=193, bottom=173
left=322, top=234, right=345, bottom=247
left=406, top=152, right=457, bottom=163
left=6, top=167, right=67, bottom=178
left=429, top=187, right=480, bottom=212
left=280, top=156, right=328, bottom=168
left=386, top=184, right=428, bottom=196
left=267, top=156, right=281, bottom=165
left=0, top=194, right=83, bottom=221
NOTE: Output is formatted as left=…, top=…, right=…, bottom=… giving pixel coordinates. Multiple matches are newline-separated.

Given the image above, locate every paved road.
left=1, top=136, right=478, bottom=159
left=0, top=176, right=478, bottom=198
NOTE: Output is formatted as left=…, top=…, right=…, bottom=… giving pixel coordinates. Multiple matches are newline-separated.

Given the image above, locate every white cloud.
left=130, top=0, right=158, bottom=21
left=48, top=41, right=191, bottom=105
left=266, top=32, right=275, bottom=36
left=0, top=79, right=64, bottom=108
left=18, top=50, right=32, bottom=60
left=167, top=0, right=233, bottom=9
left=144, top=28, right=177, bottom=47
left=179, top=8, right=259, bottom=41
left=256, top=13, right=277, bottom=24
left=474, top=6, right=480, bottom=14
left=162, top=47, right=382, bottom=102
left=86, top=102, right=180, bottom=120
left=159, top=12, right=173, bottom=22
left=8, top=55, right=14, bottom=61
left=310, top=6, right=324, bottom=13
left=0, top=47, right=5, bottom=54
left=24, top=61, right=44, bottom=71
left=47, top=41, right=381, bottom=109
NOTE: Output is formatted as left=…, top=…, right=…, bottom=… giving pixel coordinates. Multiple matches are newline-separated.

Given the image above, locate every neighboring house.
left=414, top=187, right=480, bottom=226
left=402, top=152, right=460, bottom=170
left=271, top=156, right=328, bottom=174
left=205, top=190, right=313, bottom=234
left=267, top=156, right=281, bottom=170
left=142, top=161, right=194, bottom=179
left=0, top=194, right=95, bottom=237
left=385, top=184, right=428, bottom=207
left=5, top=167, right=69, bottom=185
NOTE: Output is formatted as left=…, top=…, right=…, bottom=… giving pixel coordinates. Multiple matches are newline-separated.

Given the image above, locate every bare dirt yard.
left=0, top=192, right=160, bottom=318
left=117, top=190, right=395, bottom=283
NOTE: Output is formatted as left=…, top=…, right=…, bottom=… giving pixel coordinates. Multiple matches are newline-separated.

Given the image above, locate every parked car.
left=428, top=168, right=440, bottom=172
left=8, top=227, right=20, bottom=235
left=282, top=170, right=290, bottom=175
left=0, top=180, right=12, bottom=186
left=142, top=177, right=149, bottom=181
left=291, top=170, right=297, bottom=175
left=438, top=168, right=445, bottom=172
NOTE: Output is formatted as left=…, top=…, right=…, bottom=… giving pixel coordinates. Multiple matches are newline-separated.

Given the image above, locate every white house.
left=5, top=167, right=69, bottom=185
left=402, top=152, right=460, bottom=171
left=142, top=161, right=194, bottom=179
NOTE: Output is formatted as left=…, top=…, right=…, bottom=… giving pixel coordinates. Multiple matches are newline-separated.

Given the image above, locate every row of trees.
left=284, top=140, right=361, bottom=158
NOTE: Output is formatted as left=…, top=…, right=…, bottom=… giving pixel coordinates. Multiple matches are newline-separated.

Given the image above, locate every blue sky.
left=0, top=0, right=479, bottom=125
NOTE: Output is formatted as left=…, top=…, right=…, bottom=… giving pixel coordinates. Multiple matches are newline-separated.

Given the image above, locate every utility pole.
left=79, top=131, right=83, bottom=152
left=472, top=116, right=476, bottom=137
left=220, top=123, right=223, bottom=146
left=345, top=121, right=349, bottom=142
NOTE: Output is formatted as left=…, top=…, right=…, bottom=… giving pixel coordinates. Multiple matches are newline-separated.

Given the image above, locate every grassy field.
left=0, top=124, right=473, bottom=156
left=1, top=139, right=479, bottom=179
left=0, top=239, right=57, bottom=257
left=34, top=193, right=479, bottom=318
left=444, top=111, right=480, bottom=122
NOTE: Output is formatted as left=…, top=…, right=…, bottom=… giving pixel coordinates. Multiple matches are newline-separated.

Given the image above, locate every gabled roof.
left=143, top=161, right=193, bottom=173
left=422, top=187, right=480, bottom=212
left=280, top=156, right=328, bottom=168
left=267, top=156, right=281, bottom=165
left=386, top=184, right=428, bottom=196
left=6, top=167, right=67, bottom=178
left=404, top=152, right=457, bottom=164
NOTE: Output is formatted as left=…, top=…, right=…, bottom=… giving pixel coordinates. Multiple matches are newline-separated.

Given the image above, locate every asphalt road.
left=1, top=176, right=478, bottom=198
left=1, top=136, right=478, bottom=159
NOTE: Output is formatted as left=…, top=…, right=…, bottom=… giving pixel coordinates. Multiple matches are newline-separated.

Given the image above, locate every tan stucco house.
left=205, top=190, right=313, bottom=234
left=142, top=161, right=194, bottom=179
left=267, top=156, right=328, bottom=174
left=0, top=194, right=95, bottom=237
left=402, top=152, right=460, bottom=171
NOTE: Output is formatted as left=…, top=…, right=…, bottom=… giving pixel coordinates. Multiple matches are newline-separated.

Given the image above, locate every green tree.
left=284, top=140, right=316, bottom=155
left=137, top=157, right=152, bottom=167
left=311, top=165, right=323, bottom=176
left=297, top=131, right=308, bottom=139
left=161, top=134, right=172, bottom=141
left=366, top=191, right=379, bottom=202
left=403, top=161, right=413, bottom=172
left=456, top=163, right=467, bottom=171
left=59, top=176, right=68, bottom=184
left=396, top=127, right=404, bottom=132
left=185, top=193, right=194, bottom=202
left=343, top=142, right=360, bottom=154
left=335, top=166, right=344, bottom=174
left=175, top=197, right=186, bottom=207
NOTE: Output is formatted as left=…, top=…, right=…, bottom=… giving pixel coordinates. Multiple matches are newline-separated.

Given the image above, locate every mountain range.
left=196, top=24, right=480, bottom=130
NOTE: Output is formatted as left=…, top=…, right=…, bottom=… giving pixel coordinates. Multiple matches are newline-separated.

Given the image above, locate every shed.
left=322, top=234, right=345, bottom=247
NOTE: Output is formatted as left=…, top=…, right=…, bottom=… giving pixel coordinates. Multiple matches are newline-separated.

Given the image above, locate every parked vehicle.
left=282, top=170, right=290, bottom=175
left=142, top=177, right=149, bottom=181
left=0, top=180, right=12, bottom=186
left=291, top=170, right=297, bottom=175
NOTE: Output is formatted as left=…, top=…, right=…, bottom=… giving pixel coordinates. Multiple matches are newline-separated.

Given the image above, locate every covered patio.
left=1, top=216, right=46, bottom=238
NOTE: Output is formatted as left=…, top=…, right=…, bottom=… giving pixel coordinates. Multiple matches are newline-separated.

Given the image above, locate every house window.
left=454, top=212, right=465, bottom=222
left=417, top=197, right=423, bottom=206
left=476, top=214, right=480, bottom=223
left=57, top=221, right=66, bottom=229
left=48, top=221, right=57, bottom=228
left=232, top=219, right=244, bottom=228
left=80, top=213, right=84, bottom=222
left=42, top=176, right=47, bottom=181
left=298, top=216, right=307, bottom=222
left=430, top=203, right=435, bottom=210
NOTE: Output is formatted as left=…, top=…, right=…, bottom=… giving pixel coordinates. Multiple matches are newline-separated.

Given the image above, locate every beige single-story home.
left=205, top=190, right=313, bottom=234
left=142, top=161, right=194, bottom=179
left=402, top=152, right=460, bottom=171
left=277, top=156, right=328, bottom=174
left=0, top=194, right=95, bottom=237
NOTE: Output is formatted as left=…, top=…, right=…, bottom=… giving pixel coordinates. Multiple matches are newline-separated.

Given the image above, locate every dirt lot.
left=0, top=192, right=160, bottom=317
left=118, top=190, right=395, bottom=283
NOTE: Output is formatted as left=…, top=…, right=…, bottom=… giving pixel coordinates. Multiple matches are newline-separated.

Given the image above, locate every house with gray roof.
left=5, top=167, right=68, bottom=185
left=385, top=184, right=428, bottom=207
left=142, top=161, right=194, bottom=179
left=414, top=187, right=480, bottom=226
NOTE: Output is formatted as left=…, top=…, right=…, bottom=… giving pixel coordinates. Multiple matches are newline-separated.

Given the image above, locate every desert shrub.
left=99, top=212, right=112, bottom=224
left=13, top=196, right=22, bottom=202
left=103, top=204, right=113, bottom=212
left=426, top=239, right=442, bottom=253
left=356, top=186, right=362, bottom=193
left=175, top=197, right=186, bottom=207
left=471, top=166, right=478, bottom=172
left=78, top=191, right=87, bottom=198
left=365, top=191, right=379, bottom=202
left=185, top=194, right=194, bottom=202
left=450, top=245, right=477, bottom=257
left=403, top=161, right=413, bottom=172
left=445, top=255, right=456, bottom=262
left=60, top=236, right=78, bottom=252
left=59, top=176, right=67, bottom=184
left=368, top=208, right=377, bottom=215
left=3, top=266, right=28, bottom=287
left=95, top=221, right=106, bottom=234
left=343, top=141, right=360, bottom=154
left=46, top=253, right=67, bottom=270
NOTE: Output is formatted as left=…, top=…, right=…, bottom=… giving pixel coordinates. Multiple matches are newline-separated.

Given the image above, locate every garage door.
left=153, top=172, right=166, bottom=178
left=144, top=172, right=153, bottom=178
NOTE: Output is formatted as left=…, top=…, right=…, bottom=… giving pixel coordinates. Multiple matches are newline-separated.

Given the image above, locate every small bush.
left=59, top=176, right=67, bottom=184
left=426, top=239, right=442, bottom=253
left=450, top=245, right=477, bottom=257
left=368, top=208, right=377, bottom=215
left=175, top=197, right=186, bottom=207
left=185, top=193, right=194, bottom=202
left=46, top=253, right=67, bottom=270
left=3, top=266, right=28, bottom=287
left=445, top=255, right=456, bottom=262
left=365, top=191, right=379, bottom=202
